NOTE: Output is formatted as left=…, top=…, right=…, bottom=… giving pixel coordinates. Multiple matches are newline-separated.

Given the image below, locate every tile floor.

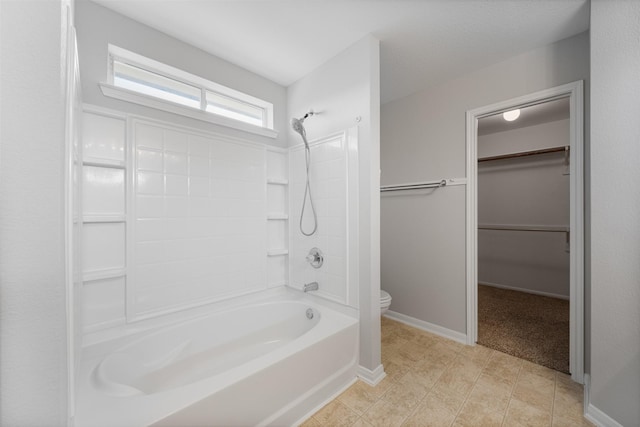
left=302, top=317, right=593, bottom=427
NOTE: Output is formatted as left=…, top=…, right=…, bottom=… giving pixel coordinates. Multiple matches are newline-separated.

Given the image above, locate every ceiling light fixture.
left=503, top=109, right=521, bottom=121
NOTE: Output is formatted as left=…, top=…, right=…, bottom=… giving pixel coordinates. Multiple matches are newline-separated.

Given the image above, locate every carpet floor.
left=477, top=285, right=570, bottom=374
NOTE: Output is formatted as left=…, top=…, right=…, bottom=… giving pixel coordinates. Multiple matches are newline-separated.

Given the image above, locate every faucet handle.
left=306, top=247, right=323, bottom=269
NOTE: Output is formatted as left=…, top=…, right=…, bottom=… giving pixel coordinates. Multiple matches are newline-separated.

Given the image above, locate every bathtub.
left=75, top=289, right=358, bottom=426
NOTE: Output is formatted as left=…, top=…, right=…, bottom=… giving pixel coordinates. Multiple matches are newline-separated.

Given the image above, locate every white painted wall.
left=589, top=2, right=640, bottom=426
left=75, top=1, right=288, bottom=147
left=478, top=120, right=570, bottom=298
left=287, top=35, right=382, bottom=373
left=0, top=0, right=71, bottom=424
left=381, top=32, right=589, bottom=335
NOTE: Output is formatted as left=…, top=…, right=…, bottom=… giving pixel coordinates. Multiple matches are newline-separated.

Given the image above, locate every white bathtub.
left=75, top=290, right=358, bottom=426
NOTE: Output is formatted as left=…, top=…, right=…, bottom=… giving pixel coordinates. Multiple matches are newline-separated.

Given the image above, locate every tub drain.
left=306, top=308, right=314, bottom=319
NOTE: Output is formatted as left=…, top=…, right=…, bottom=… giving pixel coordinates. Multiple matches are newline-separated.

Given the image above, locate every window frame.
left=101, top=45, right=276, bottom=138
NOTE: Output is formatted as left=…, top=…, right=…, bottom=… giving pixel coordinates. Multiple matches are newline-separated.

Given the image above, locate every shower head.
left=291, top=110, right=315, bottom=147
left=291, top=117, right=306, bottom=137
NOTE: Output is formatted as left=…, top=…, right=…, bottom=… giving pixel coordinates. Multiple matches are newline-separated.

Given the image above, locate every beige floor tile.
left=396, top=341, right=429, bottom=363
left=401, top=391, right=458, bottom=427
left=521, top=359, right=557, bottom=381
left=433, top=366, right=477, bottom=397
left=339, top=381, right=385, bottom=415
left=552, top=413, right=595, bottom=427
left=307, top=321, right=587, bottom=427
left=382, top=359, right=411, bottom=381
left=512, top=370, right=555, bottom=412
left=518, top=368, right=556, bottom=394
left=299, top=416, right=322, bottom=427
left=450, top=354, right=486, bottom=380
left=362, top=399, right=411, bottom=427
left=313, top=400, right=360, bottom=427
left=454, top=400, right=505, bottom=427
left=410, top=359, right=448, bottom=388
left=466, top=373, right=513, bottom=412
left=397, top=370, right=434, bottom=395
left=352, top=418, right=375, bottom=427
left=484, top=356, right=522, bottom=383
left=394, top=324, right=425, bottom=342
left=504, top=398, right=552, bottom=427
left=382, top=380, right=428, bottom=413
left=458, top=344, right=493, bottom=364
left=553, top=385, right=585, bottom=421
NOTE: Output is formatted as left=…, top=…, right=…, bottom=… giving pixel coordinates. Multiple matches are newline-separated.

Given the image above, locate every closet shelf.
left=478, top=146, right=568, bottom=163
left=479, top=224, right=569, bottom=233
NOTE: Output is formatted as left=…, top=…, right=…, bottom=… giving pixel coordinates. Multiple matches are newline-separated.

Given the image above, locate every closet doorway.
left=477, top=98, right=570, bottom=373
left=465, top=81, right=584, bottom=383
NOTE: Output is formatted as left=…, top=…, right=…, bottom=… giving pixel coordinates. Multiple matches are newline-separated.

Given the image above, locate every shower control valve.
left=306, top=247, right=324, bottom=269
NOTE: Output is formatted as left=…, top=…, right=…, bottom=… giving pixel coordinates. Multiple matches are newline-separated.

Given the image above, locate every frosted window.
left=108, top=46, right=274, bottom=130
left=206, top=91, right=264, bottom=127
left=114, top=61, right=201, bottom=109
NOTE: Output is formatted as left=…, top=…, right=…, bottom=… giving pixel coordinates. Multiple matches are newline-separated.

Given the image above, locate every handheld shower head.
left=291, top=117, right=306, bottom=137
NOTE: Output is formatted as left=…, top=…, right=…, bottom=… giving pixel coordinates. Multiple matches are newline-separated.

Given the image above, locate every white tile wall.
left=82, top=112, right=125, bottom=161
left=81, top=111, right=128, bottom=333
left=290, top=133, right=349, bottom=304
left=82, top=166, right=125, bottom=215
left=130, top=120, right=267, bottom=318
left=266, top=149, right=289, bottom=287
left=82, top=277, right=126, bottom=329
left=82, top=222, right=126, bottom=273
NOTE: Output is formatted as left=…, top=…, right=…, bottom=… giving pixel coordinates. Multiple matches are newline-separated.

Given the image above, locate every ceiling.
left=478, top=97, right=570, bottom=136
left=91, top=0, right=589, bottom=104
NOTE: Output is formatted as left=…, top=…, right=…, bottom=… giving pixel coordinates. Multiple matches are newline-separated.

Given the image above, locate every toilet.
left=380, top=290, right=392, bottom=316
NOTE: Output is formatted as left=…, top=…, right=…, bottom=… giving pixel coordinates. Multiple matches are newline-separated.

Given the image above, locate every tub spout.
left=303, top=282, right=319, bottom=292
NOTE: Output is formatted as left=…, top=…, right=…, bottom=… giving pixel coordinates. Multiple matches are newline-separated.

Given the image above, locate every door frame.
left=465, top=81, right=584, bottom=383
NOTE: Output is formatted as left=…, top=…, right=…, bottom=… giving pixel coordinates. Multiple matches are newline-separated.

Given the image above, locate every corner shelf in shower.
left=83, top=215, right=126, bottom=223
left=83, top=267, right=126, bottom=283
left=267, top=249, right=289, bottom=257
left=267, top=214, right=289, bottom=220
left=266, top=178, right=288, bottom=185
left=83, top=157, right=126, bottom=169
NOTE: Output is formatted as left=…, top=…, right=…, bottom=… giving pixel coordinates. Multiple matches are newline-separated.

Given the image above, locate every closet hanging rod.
left=380, top=179, right=447, bottom=192
left=478, top=224, right=569, bottom=233
left=478, top=146, right=569, bottom=163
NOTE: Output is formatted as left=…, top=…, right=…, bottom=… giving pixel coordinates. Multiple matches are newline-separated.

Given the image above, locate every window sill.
left=99, top=83, right=279, bottom=139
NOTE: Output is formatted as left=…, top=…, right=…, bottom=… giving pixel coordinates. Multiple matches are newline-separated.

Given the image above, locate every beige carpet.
left=477, top=285, right=570, bottom=374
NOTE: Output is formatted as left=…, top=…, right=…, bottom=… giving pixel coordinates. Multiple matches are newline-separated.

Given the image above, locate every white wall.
left=287, top=35, right=382, bottom=373
left=0, top=0, right=71, bottom=424
left=478, top=120, right=570, bottom=298
left=589, top=1, right=640, bottom=426
left=75, top=0, right=288, bottom=147
left=381, top=32, right=589, bottom=335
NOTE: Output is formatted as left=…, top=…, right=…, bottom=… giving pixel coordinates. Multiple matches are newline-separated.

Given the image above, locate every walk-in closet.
left=477, top=98, right=571, bottom=373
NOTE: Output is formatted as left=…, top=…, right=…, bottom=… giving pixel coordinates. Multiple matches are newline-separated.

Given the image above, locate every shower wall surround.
left=289, top=129, right=359, bottom=307
left=131, top=119, right=267, bottom=319
left=81, top=106, right=293, bottom=332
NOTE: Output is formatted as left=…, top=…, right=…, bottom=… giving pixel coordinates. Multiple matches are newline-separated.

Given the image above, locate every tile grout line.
left=499, top=357, right=523, bottom=427
left=447, top=348, right=491, bottom=426
left=550, top=371, right=558, bottom=427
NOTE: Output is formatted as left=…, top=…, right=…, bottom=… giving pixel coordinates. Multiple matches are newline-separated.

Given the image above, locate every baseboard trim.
left=357, top=364, right=386, bottom=386
left=384, top=310, right=467, bottom=344
left=583, top=374, right=624, bottom=427
left=478, top=281, right=569, bottom=300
